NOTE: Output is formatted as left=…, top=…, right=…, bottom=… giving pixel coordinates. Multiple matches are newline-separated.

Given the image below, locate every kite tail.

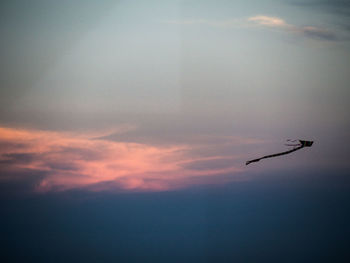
left=246, top=158, right=261, bottom=165
left=246, top=145, right=304, bottom=165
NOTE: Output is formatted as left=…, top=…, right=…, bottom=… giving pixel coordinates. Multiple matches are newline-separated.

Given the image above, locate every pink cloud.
left=0, top=126, right=248, bottom=192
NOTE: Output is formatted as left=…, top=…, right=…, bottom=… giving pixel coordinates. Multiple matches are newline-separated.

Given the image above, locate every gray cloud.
left=248, top=15, right=339, bottom=41
left=0, top=153, right=37, bottom=165
left=301, top=26, right=337, bottom=40
left=290, top=0, right=350, bottom=33
left=46, top=162, right=80, bottom=172
left=58, top=146, right=102, bottom=161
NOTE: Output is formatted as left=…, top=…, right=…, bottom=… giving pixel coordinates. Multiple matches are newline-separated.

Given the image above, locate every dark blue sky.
left=2, top=170, right=350, bottom=263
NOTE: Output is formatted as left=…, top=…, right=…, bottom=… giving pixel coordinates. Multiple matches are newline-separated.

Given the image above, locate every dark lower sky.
left=2, top=170, right=350, bottom=263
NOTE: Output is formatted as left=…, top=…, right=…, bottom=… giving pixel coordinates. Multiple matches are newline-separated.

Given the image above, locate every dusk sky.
left=1, top=1, right=350, bottom=262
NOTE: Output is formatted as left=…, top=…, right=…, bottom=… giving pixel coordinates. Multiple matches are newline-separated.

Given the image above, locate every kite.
left=246, top=140, right=313, bottom=165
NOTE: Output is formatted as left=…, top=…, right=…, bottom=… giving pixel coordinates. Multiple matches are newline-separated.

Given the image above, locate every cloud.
left=300, top=26, right=337, bottom=40
left=248, top=15, right=337, bottom=41
left=0, top=126, right=249, bottom=193
left=248, top=15, right=288, bottom=27
left=166, top=15, right=338, bottom=41
left=290, top=0, right=350, bottom=37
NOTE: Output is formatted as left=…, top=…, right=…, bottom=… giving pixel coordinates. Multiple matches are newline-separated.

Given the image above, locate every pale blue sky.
left=1, top=0, right=349, bottom=174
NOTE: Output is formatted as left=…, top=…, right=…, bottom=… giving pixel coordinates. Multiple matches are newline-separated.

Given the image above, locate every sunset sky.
left=1, top=0, right=350, bottom=262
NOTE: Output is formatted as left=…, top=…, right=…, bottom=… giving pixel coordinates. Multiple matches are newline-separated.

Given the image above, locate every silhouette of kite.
left=246, top=140, right=313, bottom=165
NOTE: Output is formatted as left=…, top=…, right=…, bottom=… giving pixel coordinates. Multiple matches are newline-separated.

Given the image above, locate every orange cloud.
left=0, top=126, right=247, bottom=193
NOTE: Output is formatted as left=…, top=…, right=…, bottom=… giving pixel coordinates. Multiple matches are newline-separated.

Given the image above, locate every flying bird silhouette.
left=246, top=140, right=313, bottom=165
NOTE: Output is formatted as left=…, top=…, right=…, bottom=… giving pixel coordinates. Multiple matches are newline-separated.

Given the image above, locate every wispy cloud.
left=166, top=15, right=337, bottom=41
left=248, top=15, right=337, bottom=41
left=0, top=126, right=249, bottom=193
left=248, top=15, right=288, bottom=27
left=299, top=26, right=337, bottom=40
left=289, top=0, right=350, bottom=38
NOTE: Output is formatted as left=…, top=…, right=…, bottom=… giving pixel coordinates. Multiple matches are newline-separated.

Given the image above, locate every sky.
left=1, top=0, right=350, bottom=262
